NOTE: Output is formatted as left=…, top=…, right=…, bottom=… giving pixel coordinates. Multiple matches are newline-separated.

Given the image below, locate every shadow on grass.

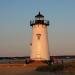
left=35, top=64, right=64, bottom=72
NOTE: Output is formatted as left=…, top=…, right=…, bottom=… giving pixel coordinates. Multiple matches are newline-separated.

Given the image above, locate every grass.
left=36, top=64, right=64, bottom=72
left=36, top=61, right=75, bottom=72
left=64, top=61, right=75, bottom=68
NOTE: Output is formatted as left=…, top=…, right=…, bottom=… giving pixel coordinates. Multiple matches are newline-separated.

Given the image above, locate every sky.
left=0, top=0, right=75, bottom=57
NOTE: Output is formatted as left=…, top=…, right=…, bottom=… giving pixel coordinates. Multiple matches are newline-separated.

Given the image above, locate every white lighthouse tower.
left=30, top=12, right=50, bottom=61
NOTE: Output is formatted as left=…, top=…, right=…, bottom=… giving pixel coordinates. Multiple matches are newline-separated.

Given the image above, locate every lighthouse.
left=30, top=12, right=50, bottom=61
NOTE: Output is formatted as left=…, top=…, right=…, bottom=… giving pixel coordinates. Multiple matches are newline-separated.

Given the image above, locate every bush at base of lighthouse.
left=36, top=64, right=64, bottom=72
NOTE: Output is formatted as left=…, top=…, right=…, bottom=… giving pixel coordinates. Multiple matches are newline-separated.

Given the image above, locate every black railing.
left=30, top=20, right=49, bottom=26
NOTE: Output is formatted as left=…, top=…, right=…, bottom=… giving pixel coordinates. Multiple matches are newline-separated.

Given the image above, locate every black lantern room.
left=30, top=12, right=49, bottom=26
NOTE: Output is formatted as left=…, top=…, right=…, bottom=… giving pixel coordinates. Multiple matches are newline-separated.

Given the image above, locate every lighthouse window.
left=36, top=34, right=41, bottom=40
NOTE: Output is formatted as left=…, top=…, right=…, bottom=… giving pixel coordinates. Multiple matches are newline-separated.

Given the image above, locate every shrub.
left=48, top=64, right=64, bottom=72
left=36, top=64, right=64, bottom=72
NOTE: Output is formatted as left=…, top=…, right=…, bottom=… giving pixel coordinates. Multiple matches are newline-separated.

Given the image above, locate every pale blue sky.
left=0, top=0, right=75, bottom=57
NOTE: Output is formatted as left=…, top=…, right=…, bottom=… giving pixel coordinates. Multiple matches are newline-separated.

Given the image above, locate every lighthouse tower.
left=30, top=12, right=50, bottom=61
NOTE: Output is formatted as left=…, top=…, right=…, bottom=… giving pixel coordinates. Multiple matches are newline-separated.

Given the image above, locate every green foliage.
left=48, top=64, right=64, bottom=72
left=36, top=64, right=64, bottom=72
